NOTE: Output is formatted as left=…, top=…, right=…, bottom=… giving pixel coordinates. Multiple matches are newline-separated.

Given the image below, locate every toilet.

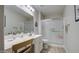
left=42, top=39, right=48, bottom=49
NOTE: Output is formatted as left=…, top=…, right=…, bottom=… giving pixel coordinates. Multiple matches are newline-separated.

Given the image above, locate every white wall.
left=0, top=6, right=4, bottom=52
left=33, top=11, right=39, bottom=34
left=4, top=6, right=33, bottom=35
left=33, top=11, right=41, bottom=34
left=44, top=14, right=63, bottom=19
left=63, top=5, right=79, bottom=52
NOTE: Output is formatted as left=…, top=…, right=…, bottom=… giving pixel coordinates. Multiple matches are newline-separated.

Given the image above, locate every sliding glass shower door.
left=41, top=19, right=64, bottom=45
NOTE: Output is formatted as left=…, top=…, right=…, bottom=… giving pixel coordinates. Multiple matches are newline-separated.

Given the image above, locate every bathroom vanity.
left=4, top=5, right=43, bottom=53
left=4, top=33, right=43, bottom=53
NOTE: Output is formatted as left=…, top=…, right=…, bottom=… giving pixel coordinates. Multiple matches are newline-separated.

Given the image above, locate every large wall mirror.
left=4, top=5, right=34, bottom=35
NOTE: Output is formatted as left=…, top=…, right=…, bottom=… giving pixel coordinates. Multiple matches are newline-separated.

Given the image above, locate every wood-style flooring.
left=41, top=44, right=66, bottom=53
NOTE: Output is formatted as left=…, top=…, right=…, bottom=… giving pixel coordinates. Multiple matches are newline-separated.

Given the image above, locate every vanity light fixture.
left=27, top=5, right=35, bottom=12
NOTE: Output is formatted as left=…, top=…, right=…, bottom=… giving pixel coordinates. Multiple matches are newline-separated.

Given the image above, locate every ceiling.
left=5, top=5, right=33, bottom=19
left=32, top=5, right=65, bottom=18
left=5, top=5, right=65, bottom=19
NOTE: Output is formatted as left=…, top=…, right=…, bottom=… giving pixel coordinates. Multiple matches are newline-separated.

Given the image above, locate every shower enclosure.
left=41, top=18, right=64, bottom=45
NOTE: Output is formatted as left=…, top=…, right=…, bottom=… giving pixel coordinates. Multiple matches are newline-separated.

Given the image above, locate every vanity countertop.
left=4, top=34, right=41, bottom=50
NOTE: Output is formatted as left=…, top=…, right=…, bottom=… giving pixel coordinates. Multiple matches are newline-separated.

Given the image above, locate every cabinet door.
left=39, top=39, right=43, bottom=51
left=33, top=38, right=43, bottom=53
left=34, top=38, right=40, bottom=53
